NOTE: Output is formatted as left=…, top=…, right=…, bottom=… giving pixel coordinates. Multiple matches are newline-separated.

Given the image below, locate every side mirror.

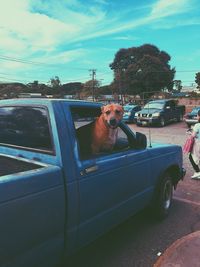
left=134, top=132, right=147, bottom=149
left=118, top=122, right=147, bottom=150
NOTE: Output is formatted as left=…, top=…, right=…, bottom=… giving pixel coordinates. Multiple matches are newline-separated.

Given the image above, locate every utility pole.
left=89, top=69, right=96, bottom=102
left=117, top=68, right=123, bottom=105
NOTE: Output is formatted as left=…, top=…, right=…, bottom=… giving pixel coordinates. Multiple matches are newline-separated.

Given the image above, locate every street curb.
left=153, top=230, right=200, bottom=267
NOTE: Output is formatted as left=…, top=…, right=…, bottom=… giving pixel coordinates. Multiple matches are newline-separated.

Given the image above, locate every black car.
left=122, top=104, right=141, bottom=123
left=135, top=99, right=183, bottom=127
left=184, top=106, right=200, bottom=128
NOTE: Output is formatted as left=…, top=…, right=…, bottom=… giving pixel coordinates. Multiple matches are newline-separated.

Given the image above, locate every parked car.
left=135, top=99, right=185, bottom=127
left=122, top=104, right=141, bottom=123
left=184, top=106, right=200, bottom=128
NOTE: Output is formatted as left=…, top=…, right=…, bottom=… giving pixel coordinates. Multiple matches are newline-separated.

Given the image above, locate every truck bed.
left=0, top=155, right=42, bottom=177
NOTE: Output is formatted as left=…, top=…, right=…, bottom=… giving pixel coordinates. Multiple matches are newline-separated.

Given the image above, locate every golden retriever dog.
left=77, top=103, right=124, bottom=157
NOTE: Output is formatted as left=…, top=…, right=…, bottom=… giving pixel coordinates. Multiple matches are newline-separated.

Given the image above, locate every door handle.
left=85, top=165, right=98, bottom=174
left=80, top=165, right=99, bottom=176
left=80, top=165, right=98, bottom=176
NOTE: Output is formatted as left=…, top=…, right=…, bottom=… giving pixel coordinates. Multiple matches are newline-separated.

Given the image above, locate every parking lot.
left=67, top=121, right=200, bottom=267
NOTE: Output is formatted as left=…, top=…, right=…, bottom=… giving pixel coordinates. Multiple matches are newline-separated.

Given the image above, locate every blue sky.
left=0, top=0, right=200, bottom=87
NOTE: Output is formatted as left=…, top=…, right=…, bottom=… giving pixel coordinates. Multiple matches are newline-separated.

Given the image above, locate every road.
left=66, top=121, right=200, bottom=267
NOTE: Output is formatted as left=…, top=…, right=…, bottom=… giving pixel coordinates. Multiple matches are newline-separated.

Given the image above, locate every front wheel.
left=152, top=173, right=173, bottom=220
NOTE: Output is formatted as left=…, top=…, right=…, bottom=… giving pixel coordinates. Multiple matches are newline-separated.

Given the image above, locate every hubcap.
left=163, top=180, right=172, bottom=209
left=161, top=118, right=165, bottom=126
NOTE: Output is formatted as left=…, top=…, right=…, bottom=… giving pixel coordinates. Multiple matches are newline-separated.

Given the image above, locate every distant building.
left=181, top=84, right=198, bottom=92
left=64, top=95, right=74, bottom=99
left=18, top=93, right=42, bottom=98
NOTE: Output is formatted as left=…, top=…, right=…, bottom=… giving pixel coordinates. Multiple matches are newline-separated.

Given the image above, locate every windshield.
left=192, top=107, right=200, bottom=113
left=124, top=106, right=135, bottom=111
left=144, top=102, right=164, bottom=109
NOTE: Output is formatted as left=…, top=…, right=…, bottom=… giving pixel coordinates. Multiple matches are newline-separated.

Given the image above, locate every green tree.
left=49, top=76, right=61, bottom=96
left=110, top=44, right=175, bottom=97
left=61, top=82, right=83, bottom=98
left=174, top=80, right=182, bottom=91
left=98, top=85, right=113, bottom=95
left=83, top=79, right=101, bottom=99
left=50, top=76, right=61, bottom=88
left=195, top=72, right=200, bottom=88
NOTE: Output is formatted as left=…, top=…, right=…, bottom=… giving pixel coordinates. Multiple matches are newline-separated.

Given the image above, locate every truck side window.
left=0, top=106, right=53, bottom=153
left=71, top=106, right=130, bottom=160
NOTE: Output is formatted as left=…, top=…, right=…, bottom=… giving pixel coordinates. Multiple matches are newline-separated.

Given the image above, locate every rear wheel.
left=152, top=173, right=173, bottom=220
left=160, top=117, right=166, bottom=127
left=176, top=115, right=181, bottom=122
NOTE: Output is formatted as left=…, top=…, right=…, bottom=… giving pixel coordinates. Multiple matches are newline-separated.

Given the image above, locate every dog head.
left=101, top=104, right=124, bottom=129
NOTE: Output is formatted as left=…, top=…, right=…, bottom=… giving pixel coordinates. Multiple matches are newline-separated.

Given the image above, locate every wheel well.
left=154, top=165, right=180, bottom=193
left=165, top=165, right=181, bottom=189
left=151, top=165, right=181, bottom=207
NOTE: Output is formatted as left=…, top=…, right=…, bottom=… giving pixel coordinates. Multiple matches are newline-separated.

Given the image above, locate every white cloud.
left=0, top=0, right=80, bottom=53
left=112, top=35, right=139, bottom=41
left=0, top=0, right=193, bottom=55
left=150, top=0, right=190, bottom=18
left=0, top=0, right=197, bottom=84
left=52, top=0, right=193, bottom=44
left=151, top=17, right=200, bottom=29
left=40, top=49, right=87, bottom=65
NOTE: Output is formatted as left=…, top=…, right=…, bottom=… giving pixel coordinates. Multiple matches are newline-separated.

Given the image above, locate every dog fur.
left=77, top=103, right=124, bottom=157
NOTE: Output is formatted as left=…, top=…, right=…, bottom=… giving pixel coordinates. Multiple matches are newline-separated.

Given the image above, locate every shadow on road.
left=65, top=198, right=200, bottom=267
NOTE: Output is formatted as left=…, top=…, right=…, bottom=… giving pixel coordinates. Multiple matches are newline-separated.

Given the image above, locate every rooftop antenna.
left=144, top=91, right=152, bottom=148
left=139, top=68, right=152, bottom=148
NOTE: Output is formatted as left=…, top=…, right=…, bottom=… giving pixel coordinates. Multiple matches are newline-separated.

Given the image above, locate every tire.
left=152, top=173, right=173, bottom=220
left=160, top=117, right=166, bottom=127
left=187, top=123, right=191, bottom=128
left=176, top=115, right=181, bottom=122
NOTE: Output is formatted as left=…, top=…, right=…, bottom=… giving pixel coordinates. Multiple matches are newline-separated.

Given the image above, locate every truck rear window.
left=0, top=106, right=53, bottom=153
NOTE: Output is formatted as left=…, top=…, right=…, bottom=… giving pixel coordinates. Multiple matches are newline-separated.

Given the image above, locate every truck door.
left=70, top=105, right=151, bottom=248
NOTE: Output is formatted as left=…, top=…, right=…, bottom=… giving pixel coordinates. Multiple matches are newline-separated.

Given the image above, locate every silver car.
left=184, top=107, right=200, bottom=128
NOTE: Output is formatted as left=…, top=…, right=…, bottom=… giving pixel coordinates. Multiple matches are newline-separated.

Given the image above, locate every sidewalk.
left=154, top=231, right=200, bottom=267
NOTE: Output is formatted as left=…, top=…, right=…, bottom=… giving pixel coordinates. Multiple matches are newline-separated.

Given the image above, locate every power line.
left=0, top=54, right=91, bottom=71
left=0, top=76, right=33, bottom=83
left=1, top=54, right=199, bottom=73
left=0, top=55, right=45, bottom=66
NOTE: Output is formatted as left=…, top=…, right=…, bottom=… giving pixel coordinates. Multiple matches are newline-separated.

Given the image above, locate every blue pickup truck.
left=0, top=99, right=185, bottom=267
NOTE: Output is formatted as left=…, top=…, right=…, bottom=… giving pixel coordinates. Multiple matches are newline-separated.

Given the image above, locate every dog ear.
left=101, top=106, right=105, bottom=113
left=117, top=104, right=124, bottom=114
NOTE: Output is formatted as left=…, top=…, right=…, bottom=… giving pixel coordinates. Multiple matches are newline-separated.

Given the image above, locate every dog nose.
left=110, top=118, right=117, bottom=126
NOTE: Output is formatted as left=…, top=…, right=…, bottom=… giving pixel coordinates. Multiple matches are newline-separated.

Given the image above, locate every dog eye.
left=115, top=110, right=121, bottom=114
left=105, top=110, right=111, bottom=115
